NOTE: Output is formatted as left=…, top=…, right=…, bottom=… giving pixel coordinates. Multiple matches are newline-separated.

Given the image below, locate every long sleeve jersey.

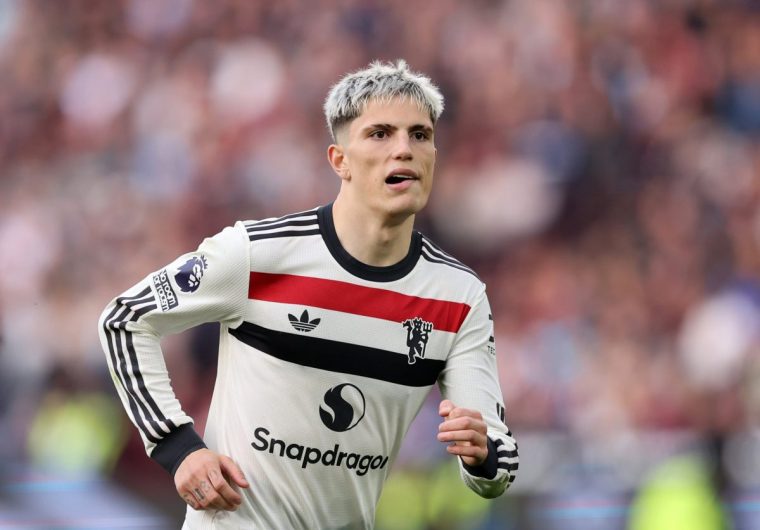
left=98, top=203, right=518, bottom=530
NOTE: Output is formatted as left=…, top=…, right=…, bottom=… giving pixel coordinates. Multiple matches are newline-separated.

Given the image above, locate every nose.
left=392, top=135, right=413, bottom=161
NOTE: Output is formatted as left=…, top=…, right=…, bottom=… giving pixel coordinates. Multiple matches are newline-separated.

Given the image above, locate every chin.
left=386, top=196, right=428, bottom=219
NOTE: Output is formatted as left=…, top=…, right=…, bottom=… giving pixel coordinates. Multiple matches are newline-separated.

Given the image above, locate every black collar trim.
left=318, top=203, right=421, bottom=282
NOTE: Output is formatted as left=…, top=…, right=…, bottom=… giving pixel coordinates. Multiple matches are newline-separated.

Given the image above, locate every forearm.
left=439, top=288, right=519, bottom=497
left=98, top=288, right=201, bottom=469
left=98, top=222, right=249, bottom=471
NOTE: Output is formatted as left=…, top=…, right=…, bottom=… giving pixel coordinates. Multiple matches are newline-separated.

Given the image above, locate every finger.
left=437, top=429, right=487, bottom=446
left=183, top=493, right=200, bottom=510
left=191, top=485, right=209, bottom=508
left=185, top=479, right=228, bottom=511
left=220, top=456, right=250, bottom=488
left=208, top=468, right=242, bottom=508
left=195, top=479, right=235, bottom=511
left=439, top=416, right=487, bottom=434
left=447, top=407, right=482, bottom=421
left=439, top=399, right=454, bottom=417
left=446, top=443, right=488, bottom=461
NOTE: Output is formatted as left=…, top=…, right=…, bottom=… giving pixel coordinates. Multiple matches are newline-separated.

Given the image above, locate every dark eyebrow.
left=362, top=123, right=433, bottom=134
left=363, top=123, right=397, bottom=133
left=409, top=124, right=434, bottom=135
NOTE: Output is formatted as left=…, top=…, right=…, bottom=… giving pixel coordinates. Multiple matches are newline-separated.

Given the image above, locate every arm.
left=97, top=222, right=251, bottom=510
left=436, top=286, right=518, bottom=498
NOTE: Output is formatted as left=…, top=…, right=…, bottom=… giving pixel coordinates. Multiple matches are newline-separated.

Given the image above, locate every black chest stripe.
left=229, top=321, right=445, bottom=387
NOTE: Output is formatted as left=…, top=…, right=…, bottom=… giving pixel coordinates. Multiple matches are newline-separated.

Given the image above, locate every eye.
left=370, top=130, right=387, bottom=139
left=412, top=131, right=429, bottom=141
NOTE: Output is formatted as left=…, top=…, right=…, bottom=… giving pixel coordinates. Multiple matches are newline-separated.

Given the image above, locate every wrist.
left=151, top=423, right=207, bottom=475
left=461, top=437, right=498, bottom=479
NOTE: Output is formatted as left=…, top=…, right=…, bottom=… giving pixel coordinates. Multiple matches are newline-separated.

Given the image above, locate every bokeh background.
left=1, top=0, right=760, bottom=528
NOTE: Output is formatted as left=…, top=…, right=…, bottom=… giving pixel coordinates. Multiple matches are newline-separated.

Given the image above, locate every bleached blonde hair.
left=323, top=59, right=444, bottom=141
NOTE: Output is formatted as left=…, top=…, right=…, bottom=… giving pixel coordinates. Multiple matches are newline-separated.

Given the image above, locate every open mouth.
left=385, top=174, right=418, bottom=184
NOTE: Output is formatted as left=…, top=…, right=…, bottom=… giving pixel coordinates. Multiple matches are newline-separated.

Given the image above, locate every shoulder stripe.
left=420, top=247, right=479, bottom=279
left=229, top=321, right=445, bottom=387
left=244, top=209, right=318, bottom=230
left=102, top=288, right=176, bottom=443
left=421, top=236, right=461, bottom=262
left=249, top=228, right=321, bottom=242
left=246, top=211, right=320, bottom=241
left=421, top=240, right=478, bottom=277
left=246, top=218, right=319, bottom=234
left=421, top=240, right=471, bottom=269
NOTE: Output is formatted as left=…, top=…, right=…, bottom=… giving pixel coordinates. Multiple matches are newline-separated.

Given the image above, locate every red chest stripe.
left=249, top=272, right=470, bottom=333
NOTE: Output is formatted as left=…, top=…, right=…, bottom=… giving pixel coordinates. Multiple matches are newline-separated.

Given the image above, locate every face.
left=329, top=97, right=436, bottom=222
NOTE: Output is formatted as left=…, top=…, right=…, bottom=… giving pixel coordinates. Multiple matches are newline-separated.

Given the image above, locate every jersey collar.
left=318, top=203, right=422, bottom=282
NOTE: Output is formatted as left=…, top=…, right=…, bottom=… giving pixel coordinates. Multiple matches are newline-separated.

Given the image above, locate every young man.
left=99, top=60, right=518, bottom=529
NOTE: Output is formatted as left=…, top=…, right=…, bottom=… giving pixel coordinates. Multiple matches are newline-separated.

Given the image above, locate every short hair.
left=324, top=59, right=444, bottom=141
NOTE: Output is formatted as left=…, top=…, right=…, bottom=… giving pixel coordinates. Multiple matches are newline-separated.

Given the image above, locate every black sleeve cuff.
left=461, top=437, right=498, bottom=479
left=151, top=423, right=207, bottom=475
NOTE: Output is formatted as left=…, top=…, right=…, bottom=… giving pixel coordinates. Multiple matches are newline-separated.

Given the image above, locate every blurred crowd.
left=1, top=0, right=760, bottom=528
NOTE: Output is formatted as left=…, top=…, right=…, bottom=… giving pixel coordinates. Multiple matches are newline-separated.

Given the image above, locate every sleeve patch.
left=174, top=255, right=208, bottom=293
left=152, top=269, right=179, bottom=311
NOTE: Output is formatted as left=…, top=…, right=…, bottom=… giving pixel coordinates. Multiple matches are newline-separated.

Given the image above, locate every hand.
left=174, top=448, right=250, bottom=511
left=437, top=399, right=488, bottom=467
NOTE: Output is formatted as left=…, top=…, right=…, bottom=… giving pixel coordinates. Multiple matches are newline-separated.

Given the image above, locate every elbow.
left=99, top=302, right=118, bottom=337
left=480, top=487, right=506, bottom=500
left=98, top=300, right=125, bottom=370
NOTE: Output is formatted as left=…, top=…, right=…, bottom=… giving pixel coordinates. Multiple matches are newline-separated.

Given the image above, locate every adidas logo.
left=288, top=309, right=321, bottom=332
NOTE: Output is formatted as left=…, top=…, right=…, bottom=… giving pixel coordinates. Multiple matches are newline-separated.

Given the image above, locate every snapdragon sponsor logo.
left=319, top=383, right=365, bottom=432
left=251, top=427, right=389, bottom=477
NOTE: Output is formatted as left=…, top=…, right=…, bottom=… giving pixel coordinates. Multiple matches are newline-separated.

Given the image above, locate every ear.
left=327, top=144, right=350, bottom=181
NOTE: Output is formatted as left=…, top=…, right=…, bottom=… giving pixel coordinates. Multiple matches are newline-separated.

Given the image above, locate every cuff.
left=151, top=423, right=207, bottom=475
left=461, top=437, right=498, bottom=479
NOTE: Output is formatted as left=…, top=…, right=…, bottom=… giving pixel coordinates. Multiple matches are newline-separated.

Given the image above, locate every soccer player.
left=99, top=60, right=518, bottom=529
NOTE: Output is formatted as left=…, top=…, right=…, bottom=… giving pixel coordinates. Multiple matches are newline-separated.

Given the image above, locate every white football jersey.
left=99, top=204, right=518, bottom=530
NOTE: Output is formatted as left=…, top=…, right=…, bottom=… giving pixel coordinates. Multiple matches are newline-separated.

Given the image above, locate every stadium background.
left=1, top=0, right=760, bottom=528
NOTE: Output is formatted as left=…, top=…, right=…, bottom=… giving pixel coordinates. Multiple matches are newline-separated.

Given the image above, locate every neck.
left=331, top=197, right=415, bottom=267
